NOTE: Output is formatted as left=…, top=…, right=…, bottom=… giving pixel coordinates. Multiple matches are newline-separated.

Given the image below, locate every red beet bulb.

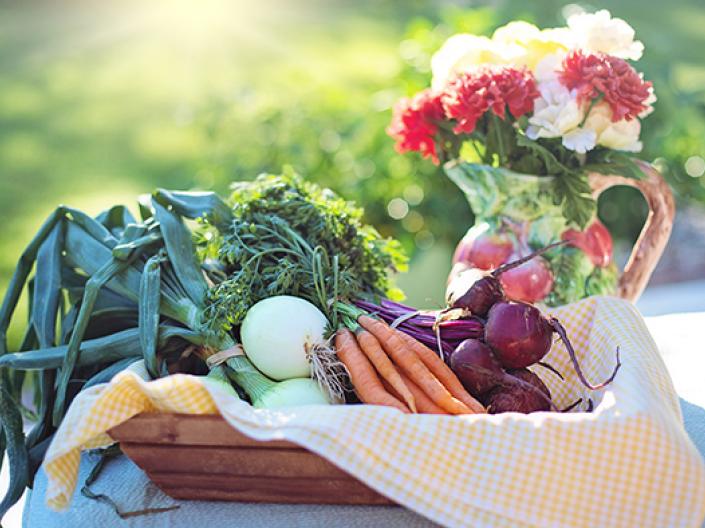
left=449, top=339, right=504, bottom=397
left=485, top=301, right=622, bottom=390
left=485, top=301, right=554, bottom=369
left=483, top=368, right=552, bottom=414
left=446, top=268, right=505, bottom=318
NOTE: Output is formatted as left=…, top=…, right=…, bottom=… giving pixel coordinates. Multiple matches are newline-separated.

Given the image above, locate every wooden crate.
left=108, top=412, right=395, bottom=505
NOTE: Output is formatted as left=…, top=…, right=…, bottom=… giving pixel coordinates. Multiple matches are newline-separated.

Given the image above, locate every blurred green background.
left=1, top=0, right=705, bottom=346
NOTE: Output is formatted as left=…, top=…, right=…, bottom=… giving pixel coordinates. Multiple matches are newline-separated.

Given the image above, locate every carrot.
left=397, top=331, right=486, bottom=413
left=387, top=373, right=449, bottom=415
left=335, top=329, right=409, bottom=413
left=358, top=316, right=474, bottom=415
left=356, top=329, right=417, bottom=413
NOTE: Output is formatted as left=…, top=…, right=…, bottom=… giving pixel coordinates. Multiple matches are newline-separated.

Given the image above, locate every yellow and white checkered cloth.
left=43, top=296, right=705, bottom=527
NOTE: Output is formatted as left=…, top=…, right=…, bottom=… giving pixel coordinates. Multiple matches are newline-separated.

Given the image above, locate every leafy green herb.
left=200, top=171, right=408, bottom=336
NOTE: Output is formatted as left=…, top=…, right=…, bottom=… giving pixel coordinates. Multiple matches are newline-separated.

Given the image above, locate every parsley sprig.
left=199, top=171, right=408, bottom=336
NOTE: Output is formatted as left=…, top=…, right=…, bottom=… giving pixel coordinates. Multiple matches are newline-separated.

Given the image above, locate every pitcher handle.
left=587, top=160, right=675, bottom=303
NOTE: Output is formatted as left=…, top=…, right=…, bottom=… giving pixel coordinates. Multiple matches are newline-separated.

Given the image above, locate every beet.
left=510, top=368, right=551, bottom=398
left=449, top=339, right=504, bottom=397
left=485, top=301, right=554, bottom=369
left=484, top=368, right=552, bottom=414
left=446, top=269, right=504, bottom=317
left=486, top=301, right=622, bottom=390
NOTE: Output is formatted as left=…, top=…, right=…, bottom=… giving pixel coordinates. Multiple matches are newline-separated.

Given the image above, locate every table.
left=16, top=311, right=705, bottom=528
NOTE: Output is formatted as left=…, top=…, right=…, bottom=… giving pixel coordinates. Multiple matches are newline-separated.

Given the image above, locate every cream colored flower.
left=567, top=9, right=644, bottom=60
left=562, top=127, right=597, bottom=154
left=583, top=102, right=643, bottom=151
left=492, top=22, right=571, bottom=70
left=431, top=34, right=507, bottom=90
left=527, top=80, right=585, bottom=139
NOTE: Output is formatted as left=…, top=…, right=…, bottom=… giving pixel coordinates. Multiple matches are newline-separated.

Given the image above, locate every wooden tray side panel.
left=109, top=413, right=395, bottom=506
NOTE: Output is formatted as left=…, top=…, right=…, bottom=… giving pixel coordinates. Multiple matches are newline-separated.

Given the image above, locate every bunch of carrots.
left=335, top=304, right=485, bottom=415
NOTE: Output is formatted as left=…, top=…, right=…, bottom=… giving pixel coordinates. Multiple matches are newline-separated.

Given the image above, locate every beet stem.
left=549, top=317, right=621, bottom=390
left=536, top=361, right=565, bottom=381
left=491, top=240, right=568, bottom=277
left=390, top=310, right=421, bottom=329
left=560, top=398, right=582, bottom=412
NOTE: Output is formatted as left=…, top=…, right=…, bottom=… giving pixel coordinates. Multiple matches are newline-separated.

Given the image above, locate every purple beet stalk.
left=353, top=298, right=484, bottom=361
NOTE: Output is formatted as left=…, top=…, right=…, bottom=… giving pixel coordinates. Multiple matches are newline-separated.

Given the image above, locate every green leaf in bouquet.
left=515, top=134, right=571, bottom=176
left=485, top=113, right=518, bottom=165
left=551, top=171, right=596, bottom=229
left=585, top=149, right=647, bottom=180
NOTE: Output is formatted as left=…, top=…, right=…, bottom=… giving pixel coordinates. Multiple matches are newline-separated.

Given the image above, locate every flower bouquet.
left=388, top=10, right=673, bottom=306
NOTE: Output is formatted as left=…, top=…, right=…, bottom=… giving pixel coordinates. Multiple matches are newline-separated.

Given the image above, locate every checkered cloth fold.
left=43, top=296, right=705, bottom=528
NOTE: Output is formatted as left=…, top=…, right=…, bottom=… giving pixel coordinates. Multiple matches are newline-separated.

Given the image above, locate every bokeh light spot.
left=387, top=198, right=409, bottom=219
left=402, top=210, right=424, bottom=232
left=403, top=184, right=424, bottom=205
left=685, top=156, right=705, bottom=177
left=415, top=230, right=435, bottom=249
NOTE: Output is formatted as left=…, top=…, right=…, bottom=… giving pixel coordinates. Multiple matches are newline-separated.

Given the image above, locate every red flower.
left=441, top=67, right=538, bottom=135
left=559, top=50, right=652, bottom=122
left=387, top=89, right=445, bottom=164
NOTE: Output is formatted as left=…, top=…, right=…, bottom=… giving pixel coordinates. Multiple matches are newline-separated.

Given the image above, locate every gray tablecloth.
left=22, top=312, right=705, bottom=528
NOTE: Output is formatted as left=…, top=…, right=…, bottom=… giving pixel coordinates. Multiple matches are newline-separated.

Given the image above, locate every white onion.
left=253, top=378, right=331, bottom=408
left=241, top=295, right=328, bottom=380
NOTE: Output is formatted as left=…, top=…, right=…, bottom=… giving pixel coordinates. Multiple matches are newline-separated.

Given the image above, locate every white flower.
left=527, top=80, right=584, bottom=139
left=567, top=9, right=644, bottom=60
left=527, top=79, right=601, bottom=153
left=430, top=34, right=509, bottom=90
left=562, top=128, right=597, bottom=154
left=583, top=102, right=643, bottom=152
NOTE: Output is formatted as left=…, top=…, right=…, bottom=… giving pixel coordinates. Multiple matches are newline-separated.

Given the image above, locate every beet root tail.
left=549, top=317, right=621, bottom=390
